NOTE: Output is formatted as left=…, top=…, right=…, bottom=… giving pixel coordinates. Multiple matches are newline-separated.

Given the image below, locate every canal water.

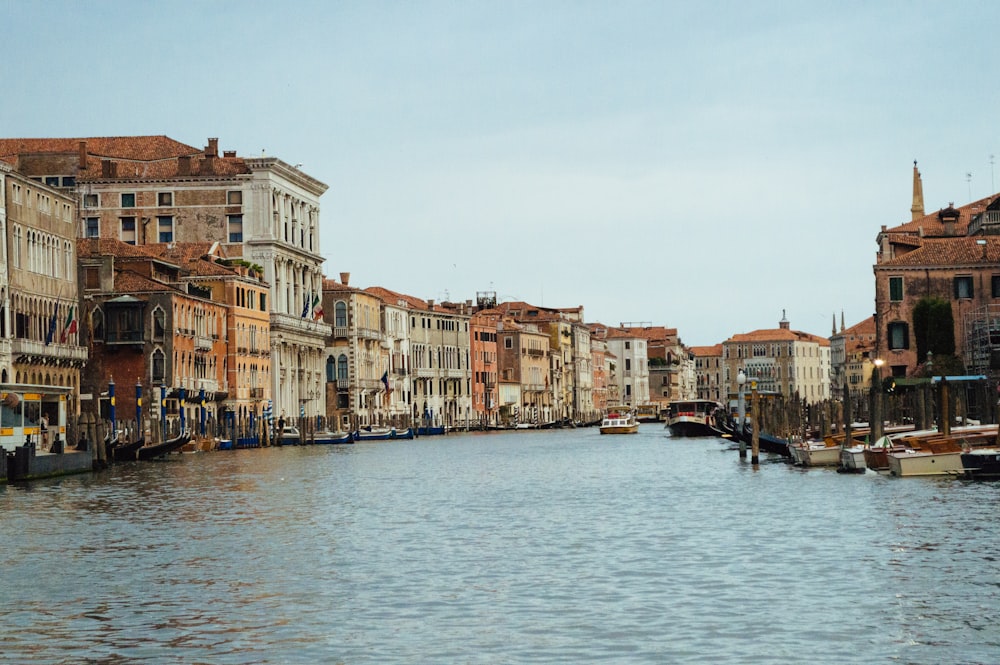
left=2, top=426, right=998, bottom=664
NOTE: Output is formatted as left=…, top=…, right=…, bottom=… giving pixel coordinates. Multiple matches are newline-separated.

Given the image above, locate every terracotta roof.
left=78, top=238, right=162, bottom=259
left=878, top=236, right=1000, bottom=267
left=689, top=344, right=723, bottom=356
left=0, top=135, right=251, bottom=179
left=365, top=286, right=436, bottom=311
left=113, top=270, right=177, bottom=293
left=883, top=195, right=996, bottom=238
left=727, top=328, right=830, bottom=346
left=840, top=316, right=875, bottom=337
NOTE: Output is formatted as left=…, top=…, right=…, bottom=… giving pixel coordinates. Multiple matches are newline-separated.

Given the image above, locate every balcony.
left=358, top=327, right=382, bottom=341
left=526, top=348, right=545, bottom=357
left=249, top=387, right=264, bottom=399
left=195, top=335, right=213, bottom=351
left=11, top=338, right=89, bottom=363
left=333, top=326, right=349, bottom=339
left=394, top=367, right=408, bottom=376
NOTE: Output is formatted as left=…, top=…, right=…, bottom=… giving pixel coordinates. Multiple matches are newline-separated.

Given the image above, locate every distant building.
left=829, top=314, right=875, bottom=418
left=690, top=344, right=723, bottom=403
left=722, top=312, right=830, bottom=404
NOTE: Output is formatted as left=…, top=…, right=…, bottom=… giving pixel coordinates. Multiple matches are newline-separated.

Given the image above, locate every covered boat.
left=599, top=409, right=638, bottom=435
left=666, top=400, right=724, bottom=437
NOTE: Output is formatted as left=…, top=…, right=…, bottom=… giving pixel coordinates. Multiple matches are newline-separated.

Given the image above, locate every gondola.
left=137, top=432, right=191, bottom=460
left=111, top=437, right=145, bottom=462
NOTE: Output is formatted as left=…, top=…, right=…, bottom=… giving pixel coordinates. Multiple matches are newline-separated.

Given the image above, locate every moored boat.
left=353, top=427, right=414, bottom=441
left=137, top=432, right=191, bottom=460
left=312, top=430, right=354, bottom=444
left=599, top=409, right=638, bottom=435
left=666, top=400, right=724, bottom=438
left=111, top=436, right=145, bottom=462
left=275, top=426, right=301, bottom=446
left=961, top=448, right=1000, bottom=480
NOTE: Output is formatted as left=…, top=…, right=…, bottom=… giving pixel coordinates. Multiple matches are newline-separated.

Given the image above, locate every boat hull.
left=888, top=451, right=964, bottom=477
left=137, top=433, right=190, bottom=460
left=667, top=418, right=718, bottom=438
left=961, top=449, right=1000, bottom=479
left=599, top=425, right=638, bottom=435
left=313, top=432, right=353, bottom=444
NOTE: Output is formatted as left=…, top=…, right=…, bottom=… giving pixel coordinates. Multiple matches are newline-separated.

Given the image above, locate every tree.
left=912, top=296, right=955, bottom=359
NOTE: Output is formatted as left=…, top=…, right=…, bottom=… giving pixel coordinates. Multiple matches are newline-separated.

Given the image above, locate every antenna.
left=967, top=171, right=973, bottom=201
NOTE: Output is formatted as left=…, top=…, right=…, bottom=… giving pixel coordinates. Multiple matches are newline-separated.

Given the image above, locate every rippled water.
left=2, top=426, right=999, bottom=664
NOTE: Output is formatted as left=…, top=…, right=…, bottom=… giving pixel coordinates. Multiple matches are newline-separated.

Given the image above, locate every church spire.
left=911, top=160, right=925, bottom=221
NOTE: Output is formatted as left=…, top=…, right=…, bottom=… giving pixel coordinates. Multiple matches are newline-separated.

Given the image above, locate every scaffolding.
left=963, top=304, right=1000, bottom=374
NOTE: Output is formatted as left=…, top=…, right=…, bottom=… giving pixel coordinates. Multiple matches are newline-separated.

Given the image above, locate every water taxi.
left=599, top=409, right=638, bottom=435
left=666, top=400, right=724, bottom=437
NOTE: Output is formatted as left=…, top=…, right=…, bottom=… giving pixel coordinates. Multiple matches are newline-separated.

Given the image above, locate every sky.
left=4, top=1, right=1000, bottom=346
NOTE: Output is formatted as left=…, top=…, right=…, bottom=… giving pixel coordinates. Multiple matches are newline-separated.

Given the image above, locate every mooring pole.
left=737, top=370, right=747, bottom=459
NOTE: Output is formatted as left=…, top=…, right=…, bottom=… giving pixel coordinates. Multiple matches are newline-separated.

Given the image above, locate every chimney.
left=78, top=141, right=87, bottom=170
left=939, top=204, right=959, bottom=237
left=206, top=138, right=219, bottom=157
left=178, top=155, right=191, bottom=176
left=339, top=271, right=350, bottom=286
left=201, top=154, right=215, bottom=175
left=427, top=299, right=435, bottom=309
left=223, top=150, right=236, bottom=158
left=101, top=159, right=117, bottom=178
left=779, top=309, right=790, bottom=330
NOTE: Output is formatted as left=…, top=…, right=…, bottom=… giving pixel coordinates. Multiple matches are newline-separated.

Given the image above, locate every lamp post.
left=737, top=369, right=747, bottom=459
left=871, top=358, right=884, bottom=443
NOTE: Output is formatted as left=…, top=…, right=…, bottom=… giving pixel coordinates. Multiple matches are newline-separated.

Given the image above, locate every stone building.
left=0, top=163, right=88, bottom=414
left=690, top=344, right=724, bottom=403
left=722, top=312, right=831, bottom=404
left=0, top=136, right=330, bottom=421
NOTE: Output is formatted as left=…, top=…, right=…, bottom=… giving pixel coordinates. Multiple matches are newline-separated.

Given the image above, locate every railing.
left=249, top=388, right=264, bottom=399
left=333, top=326, right=349, bottom=338
left=195, top=335, right=213, bottom=351
left=11, top=338, right=89, bottom=361
left=358, top=327, right=382, bottom=341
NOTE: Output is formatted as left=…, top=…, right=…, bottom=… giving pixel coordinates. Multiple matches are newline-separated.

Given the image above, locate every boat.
left=599, top=409, right=638, bottom=435
left=312, top=430, right=353, bottom=444
left=353, top=427, right=414, bottom=441
left=275, top=426, right=301, bottom=446
left=887, top=426, right=997, bottom=477
left=137, top=432, right=191, bottom=460
left=635, top=403, right=661, bottom=423
left=666, top=400, right=724, bottom=437
left=416, top=425, right=445, bottom=436
left=111, top=436, right=145, bottom=462
left=961, top=448, right=1000, bottom=480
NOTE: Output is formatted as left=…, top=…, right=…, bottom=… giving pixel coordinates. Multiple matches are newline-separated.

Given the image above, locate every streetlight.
left=737, top=369, right=747, bottom=459
left=871, top=358, right=884, bottom=442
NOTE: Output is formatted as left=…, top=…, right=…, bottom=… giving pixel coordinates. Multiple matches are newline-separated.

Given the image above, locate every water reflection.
left=2, top=430, right=999, bottom=663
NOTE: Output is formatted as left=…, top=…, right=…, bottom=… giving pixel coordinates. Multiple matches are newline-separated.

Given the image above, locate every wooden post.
left=940, top=378, right=951, bottom=436
left=751, top=381, right=760, bottom=464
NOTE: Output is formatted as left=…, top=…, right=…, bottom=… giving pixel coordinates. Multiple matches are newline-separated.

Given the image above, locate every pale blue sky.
left=4, top=1, right=999, bottom=345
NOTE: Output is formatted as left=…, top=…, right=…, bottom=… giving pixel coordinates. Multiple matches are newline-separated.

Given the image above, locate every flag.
left=301, top=293, right=310, bottom=318
left=44, top=312, right=58, bottom=345
left=60, top=306, right=77, bottom=343
left=381, top=371, right=393, bottom=395
left=312, top=292, right=323, bottom=321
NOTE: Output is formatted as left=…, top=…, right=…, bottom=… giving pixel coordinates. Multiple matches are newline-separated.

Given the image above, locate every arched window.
left=335, top=301, right=347, bottom=327
left=337, top=354, right=348, bottom=382
left=326, top=356, right=336, bottom=383
left=152, top=307, right=166, bottom=341
left=91, top=308, right=104, bottom=341
left=151, top=349, right=165, bottom=383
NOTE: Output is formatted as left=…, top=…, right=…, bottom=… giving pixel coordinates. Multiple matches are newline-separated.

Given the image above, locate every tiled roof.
left=883, top=195, right=996, bottom=237
left=78, top=238, right=162, bottom=259
left=879, top=236, right=1000, bottom=267
left=0, top=135, right=251, bottom=179
left=727, top=328, right=830, bottom=346
left=840, top=316, right=875, bottom=337
left=113, top=270, right=177, bottom=293
left=365, top=286, right=434, bottom=311
left=689, top=344, right=723, bottom=356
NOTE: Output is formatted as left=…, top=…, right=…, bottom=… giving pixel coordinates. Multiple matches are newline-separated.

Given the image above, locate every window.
left=259, top=293, right=267, bottom=311
left=45, top=176, right=60, bottom=187
left=227, top=190, right=242, bottom=205
left=888, top=321, right=909, bottom=350
left=504, top=337, right=513, bottom=349
left=228, top=214, right=243, bottom=242
left=151, top=349, right=165, bottom=383
left=955, top=276, right=974, bottom=299
left=993, top=275, right=1000, bottom=298
left=334, top=301, right=347, bottom=327
left=85, top=267, right=99, bottom=289
left=91, top=309, right=105, bottom=341
left=62, top=176, right=75, bottom=187
left=889, top=276, right=903, bottom=302
left=84, top=193, right=98, bottom=208
left=326, top=357, right=336, bottom=382
left=120, top=217, right=136, bottom=244
left=121, top=192, right=135, bottom=208
left=337, top=354, right=348, bottom=381
left=157, top=216, right=173, bottom=242
left=85, top=217, right=99, bottom=238
left=157, top=192, right=173, bottom=206
left=152, top=308, right=166, bottom=340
